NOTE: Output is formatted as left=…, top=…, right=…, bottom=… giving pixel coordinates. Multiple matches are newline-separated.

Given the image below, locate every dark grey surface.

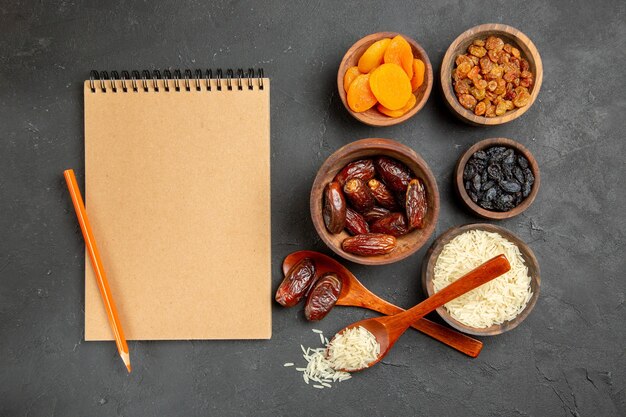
left=1, top=0, right=625, bottom=416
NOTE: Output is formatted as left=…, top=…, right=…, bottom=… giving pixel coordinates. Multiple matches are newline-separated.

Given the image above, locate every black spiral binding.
left=89, top=68, right=265, bottom=93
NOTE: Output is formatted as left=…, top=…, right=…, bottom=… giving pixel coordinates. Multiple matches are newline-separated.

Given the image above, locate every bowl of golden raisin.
left=441, top=24, right=543, bottom=126
left=338, top=32, right=433, bottom=127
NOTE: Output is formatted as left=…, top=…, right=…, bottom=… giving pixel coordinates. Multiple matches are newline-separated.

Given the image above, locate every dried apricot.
left=358, top=38, right=391, bottom=73
left=369, top=63, right=412, bottom=111
left=343, top=66, right=361, bottom=93
left=384, top=35, right=414, bottom=78
left=377, top=93, right=416, bottom=118
left=410, top=59, right=425, bottom=91
left=347, top=74, right=377, bottom=113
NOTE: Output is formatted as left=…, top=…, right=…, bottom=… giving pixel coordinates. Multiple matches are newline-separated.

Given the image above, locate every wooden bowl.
left=337, top=32, right=433, bottom=127
left=422, top=223, right=540, bottom=336
left=455, top=137, right=540, bottom=220
left=441, top=23, right=543, bottom=126
left=310, top=138, right=440, bottom=265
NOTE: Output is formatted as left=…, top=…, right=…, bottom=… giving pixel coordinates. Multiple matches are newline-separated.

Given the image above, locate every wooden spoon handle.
left=387, top=255, right=511, bottom=331
left=371, top=301, right=483, bottom=358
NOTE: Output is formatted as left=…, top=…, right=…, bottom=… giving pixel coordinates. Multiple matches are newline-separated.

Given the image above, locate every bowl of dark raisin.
left=311, top=138, right=440, bottom=265
left=455, top=137, right=540, bottom=219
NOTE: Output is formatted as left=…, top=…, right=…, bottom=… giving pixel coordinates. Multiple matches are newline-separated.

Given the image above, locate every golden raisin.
left=454, top=79, right=471, bottom=95
left=521, top=70, right=532, bottom=79
left=503, top=43, right=513, bottom=53
left=520, top=77, right=533, bottom=88
left=473, top=39, right=485, bottom=47
left=485, top=104, right=496, bottom=117
left=505, top=100, right=514, bottom=110
left=495, top=100, right=507, bottom=116
left=459, top=93, right=477, bottom=110
left=488, top=49, right=500, bottom=63
left=470, top=87, right=486, bottom=100
left=487, top=80, right=498, bottom=92
left=511, top=47, right=521, bottom=58
left=479, top=56, right=494, bottom=74
left=475, top=79, right=488, bottom=90
left=457, top=61, right=472, bottom=76
left=468, top=55, right=480, bottom=66
left=474, top=100, right=487, bottom=116
left=513, top=90, right=531, bottom=107
left=468, top=45, right=487, bottom=58
left=456, top=54, right=472, bottom=66
left=485, top=36, right=504, bottom=51
left=467, top=66, right=481, bottom=81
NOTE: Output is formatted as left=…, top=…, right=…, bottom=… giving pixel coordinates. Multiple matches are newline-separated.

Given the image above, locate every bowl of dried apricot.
left=338, top=32, right=433, bottom=127
left=310, top=138, right=440, bottom=265
left=441, top=23, right=543, bottom=125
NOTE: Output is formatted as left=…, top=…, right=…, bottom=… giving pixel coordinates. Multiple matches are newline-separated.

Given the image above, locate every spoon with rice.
left=325, top=254, right=511, bottom=372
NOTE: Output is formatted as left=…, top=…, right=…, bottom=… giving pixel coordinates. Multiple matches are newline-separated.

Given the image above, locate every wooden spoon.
left=326, top=254, right=511, bottom=372
left=283, top=250, right=483, bottom=358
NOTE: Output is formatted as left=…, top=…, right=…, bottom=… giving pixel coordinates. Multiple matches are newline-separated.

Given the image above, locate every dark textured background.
left=1, top=1, right=625, bottom=416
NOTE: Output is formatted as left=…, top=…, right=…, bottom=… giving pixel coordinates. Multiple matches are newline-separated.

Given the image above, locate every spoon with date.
left=280, top=250, right=484, bottom=358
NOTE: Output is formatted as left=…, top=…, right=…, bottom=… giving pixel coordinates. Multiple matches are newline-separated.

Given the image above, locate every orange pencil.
left=64, top=169, right=131, bottom=373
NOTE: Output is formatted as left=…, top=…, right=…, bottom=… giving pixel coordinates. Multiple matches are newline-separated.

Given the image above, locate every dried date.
left=370, top=212, right=408, bottom=237
left=344, top=178, right=375, bottom=212
left=275, top=258, right=316, bottom=307
left=334, top=159, right=376, bottom=186
left=342, top=233, right=397, bottom=256
left=362, top=206, right=391, bottom=223
left=367, top=179, right=399, bottom=210
left=304, top=273, right=342, bottom=321
left=345, top=207, right=370, bottom=235
left=405, top=178, right=427, bottom=229
left=374, top=157, right=413, bottom=194
left=323, top=181, right=346, bottom=234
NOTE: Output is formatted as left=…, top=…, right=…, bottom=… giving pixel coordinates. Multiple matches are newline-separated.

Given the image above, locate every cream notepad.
left=84, top=69, right=270, bottom=340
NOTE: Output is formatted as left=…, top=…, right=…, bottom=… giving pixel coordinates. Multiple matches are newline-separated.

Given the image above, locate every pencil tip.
left=120, top=351, right=131, bottom=373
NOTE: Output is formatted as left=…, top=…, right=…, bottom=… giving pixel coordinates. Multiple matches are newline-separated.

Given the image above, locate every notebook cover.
left=83, top=78, right=271, bottom=340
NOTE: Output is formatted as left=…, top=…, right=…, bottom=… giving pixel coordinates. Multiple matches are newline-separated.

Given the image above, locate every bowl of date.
left=310, top=138, right=440, bottom=265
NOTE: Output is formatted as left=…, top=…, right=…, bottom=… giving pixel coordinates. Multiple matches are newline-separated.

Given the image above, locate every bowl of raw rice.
left=421, top=223, right=540, bottom=336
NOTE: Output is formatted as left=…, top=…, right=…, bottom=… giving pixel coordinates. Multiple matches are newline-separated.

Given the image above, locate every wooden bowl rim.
left=455, top=137, right=540, bottom=220
left=440, top=23, right=543, bottom=126
left=421, top=223, right=541, bottom=336
left=310, top=138, right=440, bottom=265
left=337, top=32, right=434, bottom=127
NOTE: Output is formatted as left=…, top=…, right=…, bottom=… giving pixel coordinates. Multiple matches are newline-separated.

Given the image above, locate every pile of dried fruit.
left=463, top=146, right=535, bottom=211
left=344, top=35, right=425, bottom=118
left=323, top=156, right=428, bottom=256
left=275, top=258, right=342, bottom=321
left=452, top=35, right=534, bottom=117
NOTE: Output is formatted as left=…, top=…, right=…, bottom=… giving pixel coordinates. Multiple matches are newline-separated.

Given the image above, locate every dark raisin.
left=463, top=163, right=476, bottom=181
left=503, top=164, right=513, bottom=180
left=524, top=168, right=535, bottom=185
left=484, top=187, right=497, bottom=202
left=474, top=150, right=488, bottom=160
left=468, top=191, right=479, bottom=203
left=503, top=149, right=515, bottom=165
left=513, top=166, right=525, bottom=183
left=514, top=192, right=523, bottom=205
left=495, top=194, right=514, bottom=211
left=472, top=174, right=482, bottom=192
left=465, top=180, right=472, bottom=192
left=500, top=180, right=521, bottom=193
left=487, top=164, right=503, bottom=181
left=522, top=181, right=532, bottom=198
left=480, top=200, right=494, bottom=210
left=482, top=180, right=495, bottom=191
left=517, top=155, right=529, bottom=169
left=487, top=146, right=506, bottom=158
